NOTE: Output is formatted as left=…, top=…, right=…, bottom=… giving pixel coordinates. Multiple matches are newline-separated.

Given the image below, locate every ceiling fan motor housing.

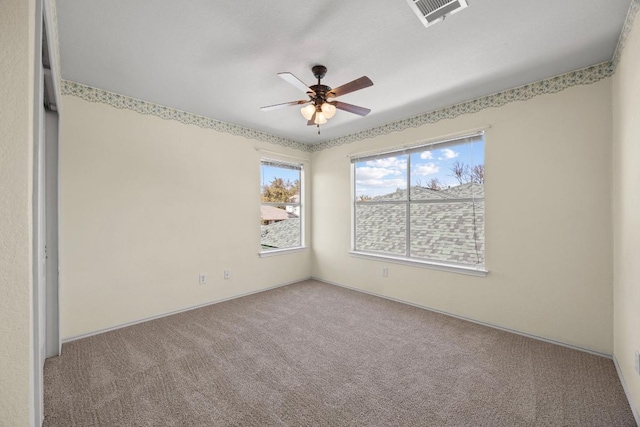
left=309, top=65, right=332, bottom=106
left=309, top=84, right=332, bottom=105
left=312, top=65, right=327, bottom=80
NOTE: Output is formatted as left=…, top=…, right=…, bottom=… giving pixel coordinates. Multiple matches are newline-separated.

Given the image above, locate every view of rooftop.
left=355, top=183, right=484, bottom=266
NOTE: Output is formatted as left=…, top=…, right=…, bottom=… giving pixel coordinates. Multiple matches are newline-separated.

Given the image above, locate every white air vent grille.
left=406, top=0, right=468, bottom=28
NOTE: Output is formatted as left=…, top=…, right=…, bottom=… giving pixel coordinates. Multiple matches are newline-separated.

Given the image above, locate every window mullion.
left=405, top=154, right=411, bottom=258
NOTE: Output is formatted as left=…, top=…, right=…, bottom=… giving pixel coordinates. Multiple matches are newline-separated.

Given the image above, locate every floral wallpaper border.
left=61, top=62, right=611, bottom=154
left=60, top=0, right=638, bottom=153
left=61, top=80, right=311, bottom=152
left=311, top=62, right=613, bottom=151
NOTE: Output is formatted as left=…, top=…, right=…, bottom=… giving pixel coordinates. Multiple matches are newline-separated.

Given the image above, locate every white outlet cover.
left=635, top=350, right=640, bottom=375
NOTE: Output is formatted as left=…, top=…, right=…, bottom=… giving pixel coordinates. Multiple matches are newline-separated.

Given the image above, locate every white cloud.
left=412, top=163, right=440, bottom=176
left=420, top=151, right=433, bottom=160
left=355, top=166, right=399, bottom=181
left=356, top=157, right=410, bottom=197
left=441, top=148, right=459, bottom=159
left=356, top=178, right=407, bottom=189
left=365, top=157, right=407, bottom=170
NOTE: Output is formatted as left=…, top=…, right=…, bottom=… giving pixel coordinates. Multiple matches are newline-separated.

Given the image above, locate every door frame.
left=45, top=109, right=60, bottom=359
left=33, top=1, right=62, bottom=425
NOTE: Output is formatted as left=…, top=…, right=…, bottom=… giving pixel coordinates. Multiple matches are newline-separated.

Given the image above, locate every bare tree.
left=358, top=194, right=372, bottom=201
left=470, top=164, right=484, bottom=184
left=426, top=178, right=443, bottom=190
left=450, top=161, right=470, bottom=185
left=449, top=161, right=485, bottom=185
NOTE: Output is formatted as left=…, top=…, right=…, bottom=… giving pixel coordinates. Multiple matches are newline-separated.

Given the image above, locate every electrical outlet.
left=635, top=350, right=640, bottom=375
left=198, top=274, right=207, bottom=285
left=382, top=267, right=388, bottom=277
left=223, top=270, right=230, bottom=280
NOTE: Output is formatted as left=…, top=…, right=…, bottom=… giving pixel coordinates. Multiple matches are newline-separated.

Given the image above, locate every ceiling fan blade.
left=328, top=76, right=373, bottom=98
left=260, top=100, right=309, bottom=111
left=278, top=72, right=316, bottom=95
left=333, top=101, right=371, bottom=116
left=307, top=112, right=316, bottom=126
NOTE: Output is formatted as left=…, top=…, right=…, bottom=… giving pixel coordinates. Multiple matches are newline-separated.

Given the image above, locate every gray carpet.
left=44, top=280, right=636, bottom=426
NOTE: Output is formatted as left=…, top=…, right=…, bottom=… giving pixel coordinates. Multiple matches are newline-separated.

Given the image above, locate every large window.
left=260, top=160, right=303, bottom=253
left=352, top=133, right=485, bottom=271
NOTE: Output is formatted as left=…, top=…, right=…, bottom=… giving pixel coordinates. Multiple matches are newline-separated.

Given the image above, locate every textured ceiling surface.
left=56, top=0, right=631, bottom=144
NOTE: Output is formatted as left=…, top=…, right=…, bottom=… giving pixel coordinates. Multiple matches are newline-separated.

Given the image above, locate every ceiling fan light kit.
left=321, top=102, right=336, bottom=119
left=300, top=104, right=316, bottom=121
left=262, top=64, right=373, bottom=134
left=314, top=111, right=328, bottom=125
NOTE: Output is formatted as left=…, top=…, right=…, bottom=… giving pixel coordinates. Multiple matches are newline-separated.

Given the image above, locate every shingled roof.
left=355, top=183, right=484, bottom=266
left=260, top=183, right=484, bottom=265
left=261, top=218, right=301, bottom=249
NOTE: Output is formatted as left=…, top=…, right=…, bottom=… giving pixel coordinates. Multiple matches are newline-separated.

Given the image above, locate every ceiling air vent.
left=406, top=0, right=468, bottom=28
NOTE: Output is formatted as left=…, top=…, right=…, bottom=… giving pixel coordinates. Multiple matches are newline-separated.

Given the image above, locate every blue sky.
left=261, top=164, right=300, bottom=189
left=355, top=138, right=484, bottom=198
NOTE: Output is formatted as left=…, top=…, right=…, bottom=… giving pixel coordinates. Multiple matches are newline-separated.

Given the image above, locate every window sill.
left=348, top=251, right=488, bottom=277
left=259, top=247, right=307, bottom=258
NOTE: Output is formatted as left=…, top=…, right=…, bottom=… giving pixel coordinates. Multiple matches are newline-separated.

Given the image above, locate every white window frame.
left=350, top=132, right=487, bottom=276
left=259, top=158, right=306, bottom=257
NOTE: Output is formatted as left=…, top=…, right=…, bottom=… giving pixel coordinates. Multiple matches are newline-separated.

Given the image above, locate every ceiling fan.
left=261, top=65, right=373, bottom=134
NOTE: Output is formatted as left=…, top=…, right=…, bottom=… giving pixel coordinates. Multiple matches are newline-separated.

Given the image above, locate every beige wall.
left=613, top=12, right=640, bottom=412
left=312, top=79, right=614, bottom=354
left=0, top=0, right=35, bottom=425
left=59, top=96, right=312, bottom=339
left=59, top=48, right=625, bottom=391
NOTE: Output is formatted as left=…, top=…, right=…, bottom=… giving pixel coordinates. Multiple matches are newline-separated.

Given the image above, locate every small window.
left=352, top=133, right=485, bottom=271
left=260, top=160, right=303, bottom=252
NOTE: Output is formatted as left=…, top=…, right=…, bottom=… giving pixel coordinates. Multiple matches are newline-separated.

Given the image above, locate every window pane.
left=355, top=203, right=406, bottom=255
left=410, top=201, right=484, bottom=265
left=260, top=161, right=302, bottom=251
left=409, top=141, right=484, bottom=198
left=355, top=155, right=407, bottom=202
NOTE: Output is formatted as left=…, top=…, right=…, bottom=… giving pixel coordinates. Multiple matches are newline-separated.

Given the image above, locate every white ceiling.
left=56, top=0, right=631, bottom=144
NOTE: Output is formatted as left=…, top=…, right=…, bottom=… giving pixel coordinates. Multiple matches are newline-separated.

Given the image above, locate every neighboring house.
left=286, top=194, right=301, bottom=217
left=262, top=199, right=301, bottom=249
left=261, top=205, right=295, bottom=225
left=355, top=183, right=485, bottom=265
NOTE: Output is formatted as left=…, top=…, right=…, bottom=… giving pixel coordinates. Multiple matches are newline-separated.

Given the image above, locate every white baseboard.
left=62, top=277, right=311, bottom=344
left=312, top=277, right=613, bottom=359
left=614, top=355, right=640, bottom=426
